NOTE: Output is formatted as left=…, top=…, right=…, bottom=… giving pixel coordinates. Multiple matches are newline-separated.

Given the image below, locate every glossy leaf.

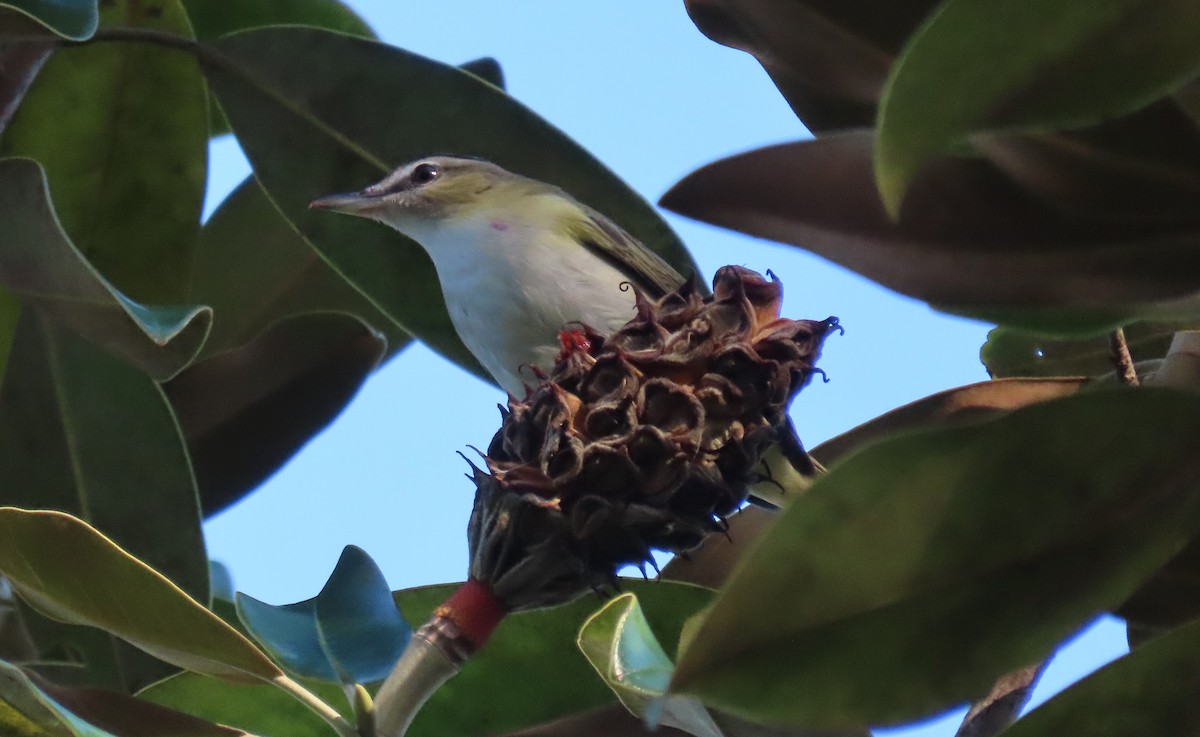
left=0, top=158, right=210, bottom=381
left=0, top=311, right=209, bottom=693
left=876, top=0, right=1200, bottom=215
left=0, top=310, right=207, bottom=601
left=189, top=176, right=404, bottom=360
left=1001, top=617, right=1200, bottom=736
left=0, top=508, right=281, bottom=683
left=810, top=378, right=1085, bottom=466
left=660, top=133, right=1200, bottom=335
left=203, top=27, right=698, bottom=380
left=459, top=57, right=505, bottom=89
left=664, top=379, right=1084, bottom=590
left=981, top=323, right=1187, bottom=379
left=974, top=103, right=1200, bottom=228
left=0, top=659, right=248, bottom=737
left=0, top=0, right=206, bottom=304
left=144, top=580, right=712, bottom=737
left=670, top=389, right=1200, bottom=728
left=0, top=40, right=51, bottom=134
left=164, top=312, right=385, bottom=516
left=681, top=0, right=935, bottom=131
left=0, top=0, right=96, bottom=40
left=179, top=0, right=374, bottom=137
left=180, top=0, right=372, bottom=40
left=236, top=545, right=409, bottom=685
left=579, top=593, right=722, bottom=737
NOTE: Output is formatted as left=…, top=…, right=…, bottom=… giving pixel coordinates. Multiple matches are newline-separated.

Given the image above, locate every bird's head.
left=309, top=156, right=549, bottom=241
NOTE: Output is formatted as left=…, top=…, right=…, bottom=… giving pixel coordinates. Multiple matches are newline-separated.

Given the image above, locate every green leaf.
left=178, top=0, right=374, bottom=137
left=670, top=389, right=1200, bottom=729
left=579, top=593, right=722, bottom=737
left=0, top=286, right=18, bottom=384
left=189, top=176, right=405, bottom=360
left=143, top=580, right=712, bottom=737
left=457, top=57, right=504, bottom=89
left=0, top=659, right=248, bottom=737
left=0, top=0, right=96, bottom=40
left=164, top=312, right=385, bottom=516
left=0, top=508, right=281, bottom=683
left=0, top=41, right=52, bottom=135
left=0, top=0, right=206, bottom=304
left=0, top=310, right=208, bottom=598
left=236, top=546, right=410, bottom=685
left=180, top=0, right=372, bottom=41
left=202, top=27, right=698, bottom=382
left=982, top=323, right=1188, bottom=379
left=1001, top=617, right=1200, bottom=736
left=681, top=0, right=935, bottom=131
left=666, top=380, right=1084, bottom=592
left=0, top=158, right=211, bottom=381
left=811, top=377, right=1085, bottom=465
left=660, top=133, right=1200, bottom=336
left=0, top=310, right=209, bottom=692
left=875, top=0, right=1200, bottom=216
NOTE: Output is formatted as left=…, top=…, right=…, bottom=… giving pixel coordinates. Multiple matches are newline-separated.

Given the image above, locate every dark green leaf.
left=876, top=0, right=1200, bottom=214
left=458, top=57, right=504, bottom=89
left=0, top=508, right=281, bottom=683
left=0, top=40, right=51, bottom=135
left=975, top=103, right=1200, bottom=228
left=203, top=27, right=697, bottom=381
left=810, top=378, right=1084, bottom=466
left=981, top=323, right=1188, bottom=379
left=236, top=545, right=410, bottom=685
left=0, top=309, right=207, bottom=597
left=0, top=286, right=17, bottom=384
left=164, top=312, right=385, bottom=516
left=681, top=0, right=935, bottom=131
left=0, top=157, right=210, bottom=383
left=665, top=380, right=1084, bottom=593
left=143, top=580, right=712, bottom=737
left=0, top=0, right=96, bottom=40
left=1001, top=617, right=1200, bottom=736
left=180, top=0, right=372, bottom=41
left=0, top=0, right=206, bottom=304
left=660, top=133, right=1200, bottom=336
left=1117, top=537, right=1200, bottom=636
left=670, top=389, right=1200, bottom=728
left=179, top=0, right=374, bottom=137
left=579, top=593, right=722, bottom=737
left=189, top=176, right=405, bottom=360
left=0, top=659, right=249, bottom=737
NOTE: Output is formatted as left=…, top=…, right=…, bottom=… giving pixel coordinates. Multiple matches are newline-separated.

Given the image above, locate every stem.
left=373, top=632, right=460, bottom=737
left=272, top=674, right=359, bottom=737
left=1109, top=328, right=1140, bottom=386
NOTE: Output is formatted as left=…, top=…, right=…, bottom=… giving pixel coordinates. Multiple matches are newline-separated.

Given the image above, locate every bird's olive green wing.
left=570, top=206, right=688, bottom=297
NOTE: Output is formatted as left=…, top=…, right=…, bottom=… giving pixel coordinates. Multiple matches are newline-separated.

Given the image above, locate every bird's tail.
left=748, top=417, right=823, bottom=508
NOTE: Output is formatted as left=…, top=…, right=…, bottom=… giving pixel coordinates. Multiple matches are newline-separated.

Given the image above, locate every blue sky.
left=199, top=3, right=1127, bottom=734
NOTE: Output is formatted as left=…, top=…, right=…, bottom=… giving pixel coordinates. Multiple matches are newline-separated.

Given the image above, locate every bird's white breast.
left=411, top=212, right=637, bottom=396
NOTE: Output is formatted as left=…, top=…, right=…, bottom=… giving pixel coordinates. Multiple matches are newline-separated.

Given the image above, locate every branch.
left=1108, top=328, right=1140, bottom=386
left=954, top=662, right=1044, bottom=737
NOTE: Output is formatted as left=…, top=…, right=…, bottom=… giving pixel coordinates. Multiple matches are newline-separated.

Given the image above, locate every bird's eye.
left=410, top=163, right=441, bottom=186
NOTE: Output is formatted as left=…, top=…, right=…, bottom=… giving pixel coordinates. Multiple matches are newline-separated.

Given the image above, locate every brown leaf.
left=682, top=0, right=937, bottom=131
left=661, top=132, right=1200, bottom=327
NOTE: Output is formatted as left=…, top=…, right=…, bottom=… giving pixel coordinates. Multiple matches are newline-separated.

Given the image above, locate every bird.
left=310, top=156, right=818, bottom=504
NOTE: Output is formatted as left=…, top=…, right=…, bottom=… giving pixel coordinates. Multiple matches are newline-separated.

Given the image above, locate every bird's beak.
left=308, top=190, right=384, bottom=214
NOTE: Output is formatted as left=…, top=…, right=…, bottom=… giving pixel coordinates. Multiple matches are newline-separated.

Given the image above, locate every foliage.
left=0, top=1, right=1199, bottom=736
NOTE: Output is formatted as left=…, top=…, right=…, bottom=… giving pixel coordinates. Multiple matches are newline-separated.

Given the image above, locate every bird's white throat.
left=396, top=211, right=638, bottom=396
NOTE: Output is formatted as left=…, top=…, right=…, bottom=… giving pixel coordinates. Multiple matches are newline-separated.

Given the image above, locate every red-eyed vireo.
left=310, top=156, right=817, bottom=503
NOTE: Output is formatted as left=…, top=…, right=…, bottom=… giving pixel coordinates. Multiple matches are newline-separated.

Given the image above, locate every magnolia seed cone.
left=467, top=265, right=839, bottom=610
